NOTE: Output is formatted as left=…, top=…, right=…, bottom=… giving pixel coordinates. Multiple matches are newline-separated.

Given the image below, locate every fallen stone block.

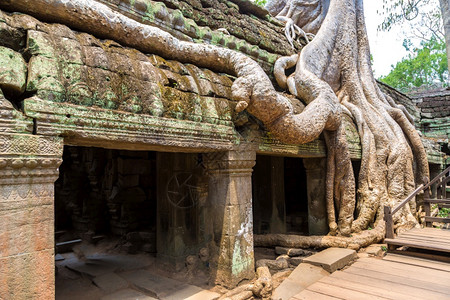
left=302, top=247, right=357, bottom=273
left=365, top=244, right=386, bottom=257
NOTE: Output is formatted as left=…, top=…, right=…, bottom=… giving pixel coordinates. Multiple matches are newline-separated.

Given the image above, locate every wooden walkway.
left=385, top=227, right=450, bottom=261
left=292, top=254, right=450, bottom=300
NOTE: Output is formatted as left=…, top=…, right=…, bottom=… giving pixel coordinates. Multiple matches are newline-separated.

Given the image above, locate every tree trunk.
left=439, top=0, right=450, bottom=85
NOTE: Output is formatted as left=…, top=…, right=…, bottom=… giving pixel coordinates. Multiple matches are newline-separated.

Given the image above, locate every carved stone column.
left=303, top=158, right=328, bottom=235
left=0, top=133, right=63, bottom=299
left=205, top=150, right=256, bottom=288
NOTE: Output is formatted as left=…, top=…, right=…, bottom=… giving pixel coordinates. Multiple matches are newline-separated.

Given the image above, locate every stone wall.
left=377, top=81, right=447, bottom=164
left=0, top=9, right=234, bottom=125
left=413, top=89, right=450, bottom=146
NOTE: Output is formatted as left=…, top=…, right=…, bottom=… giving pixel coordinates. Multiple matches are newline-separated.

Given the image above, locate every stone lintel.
left=24, top=97, right=239, bottom=152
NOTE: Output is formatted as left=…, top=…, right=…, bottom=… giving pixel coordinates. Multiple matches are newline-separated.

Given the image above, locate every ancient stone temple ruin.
left=0, top=0, right=447, bottom=299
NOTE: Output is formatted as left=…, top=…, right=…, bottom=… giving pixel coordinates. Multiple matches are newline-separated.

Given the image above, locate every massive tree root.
left=266, top=0, right=429, bottom=241
left=4, top=0, right=428, bottom=266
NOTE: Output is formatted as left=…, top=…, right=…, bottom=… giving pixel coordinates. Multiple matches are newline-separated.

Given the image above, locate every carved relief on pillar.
left=204, top=149, right=257, bottom=288
left=0, top=133, right=63, bottom=300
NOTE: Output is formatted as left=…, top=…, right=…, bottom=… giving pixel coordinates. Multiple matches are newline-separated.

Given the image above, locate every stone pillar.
left=303, top=158, right=328, bottom=235
left=205, top=150, right=256, bottom=288
left=0, top=133, right=63, bottom=299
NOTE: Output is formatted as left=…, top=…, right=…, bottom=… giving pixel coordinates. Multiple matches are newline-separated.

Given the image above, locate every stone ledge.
left=23, top=97, right=240, bottom=152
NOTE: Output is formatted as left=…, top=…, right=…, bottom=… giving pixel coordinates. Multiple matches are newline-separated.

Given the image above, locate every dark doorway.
left=252, top=155, right=309, bottom=235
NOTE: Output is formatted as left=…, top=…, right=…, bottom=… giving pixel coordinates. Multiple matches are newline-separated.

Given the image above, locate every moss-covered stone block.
left=0, top=46, right=27, bottom=94
left=201, top=96, right=220, bottom=124
left=161, top=69, right=199, bottom=93
left=61, top=62, right=84, bottom=86
left=162, top=87, right=201, bottom=120
left=108, top=51, right=136, bottom=76
left=26, top=55, right=59, bottom=92
left=84, top=67, right=119, bottom=108
left=55, top=37, right=83, bottom=65
left=135, top=60, right=169, bottom=85
left=139, top=81, right=164, bottom=117
left=82, top=46, right=109, bottom=70
left=26, top=30, right=55, bottom=58
left=65, top=81, right=93, bottom=106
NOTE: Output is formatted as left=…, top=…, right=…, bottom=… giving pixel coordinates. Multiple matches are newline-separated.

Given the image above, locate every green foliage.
left=379, top=37, right=448, bottom=93
left=438, top=207, right=450, bottom=217
left=253, top=0, right=267, bottom=7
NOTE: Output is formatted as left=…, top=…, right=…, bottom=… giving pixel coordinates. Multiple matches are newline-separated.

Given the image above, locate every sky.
left=363, top=1, right=410, bottom=78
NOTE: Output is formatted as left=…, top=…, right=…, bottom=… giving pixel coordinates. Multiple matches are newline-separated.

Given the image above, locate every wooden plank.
left=384, top=206, right=395, bottom=239
left=408, top=227, right=450, bottom=237
left=389, top=249, right=450, bottom=263
left=293, top=289, right=341, bottom=300
left=307, top=281, right=390, bottom=300
left=352, top=259, right=450, bottom=287
left=423, top=198, right=450, bottom=204
left=319, top=274, right=422, bottom=300
left=425, top=216, right=450, bottom=223
left=410, top=227, right=450, bottom=234
left=394, top=235, right=450, bottom=247
left=399, top=229, right=450, bottom=240
left=328, top=271, right=434, bottom=300
left=344, top=265, right=450, bottom=296
left=397, top=231, right=450, bottom=241
left=383, top=254, right=450, bottom=272
left=385, top=238, right=450, bottom=252
left=395, top=233, right=450, bottom=245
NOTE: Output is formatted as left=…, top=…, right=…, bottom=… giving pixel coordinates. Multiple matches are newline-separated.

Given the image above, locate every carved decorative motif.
left=0, top=133, right=63, bottom=181
left=204, top=150, right=256, bottom=173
